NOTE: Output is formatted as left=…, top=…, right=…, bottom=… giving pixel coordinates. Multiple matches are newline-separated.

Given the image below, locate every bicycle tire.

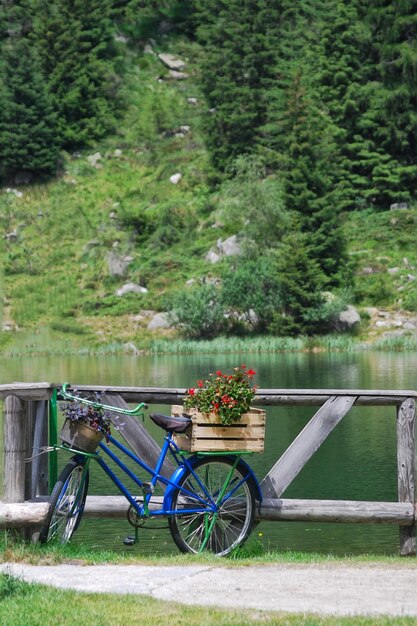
left=168, top=456, right=256, bottom=556
left=39, top=456, right=89, bottom=544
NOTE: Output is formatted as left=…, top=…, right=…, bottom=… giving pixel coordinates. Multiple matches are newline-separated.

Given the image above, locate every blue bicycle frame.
left=81, top=431, right=261, bottom=520
left=51, top=383, right=263, bottom=554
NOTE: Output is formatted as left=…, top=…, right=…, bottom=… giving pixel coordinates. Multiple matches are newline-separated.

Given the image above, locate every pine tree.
left=33, top=0, right=120, bottom=148
left=312, top=0, right=376, bottom=210
left=274, top=230, right=326, bottom=336
left=365, top=0, right=417, bottom=206
left=277, top=71, right=347, bottom=284
left=0, top=2, right=59, bottom=181
left=193, top=0, right=282, bottom=170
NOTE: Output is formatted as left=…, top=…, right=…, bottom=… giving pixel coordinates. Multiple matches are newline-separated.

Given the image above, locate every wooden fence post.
left=30, top=401, right=49, bottom=498
left=3, top=395, right=27, bottom=503
left=397, top=398, right=416, bottom=556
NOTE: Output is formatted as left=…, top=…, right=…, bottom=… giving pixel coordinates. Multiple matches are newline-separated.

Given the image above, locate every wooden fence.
left=1, top=382, right=415, bottom=555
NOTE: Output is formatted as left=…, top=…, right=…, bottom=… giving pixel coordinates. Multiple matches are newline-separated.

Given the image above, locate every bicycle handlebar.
left=60, top=383, right=147, bottom=416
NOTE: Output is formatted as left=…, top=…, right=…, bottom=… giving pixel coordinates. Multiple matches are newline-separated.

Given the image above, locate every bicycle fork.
left=198, top=455, right=241, bottom=554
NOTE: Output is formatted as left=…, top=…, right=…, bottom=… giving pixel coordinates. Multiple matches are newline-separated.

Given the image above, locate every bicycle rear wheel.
left=39, top=456, right=89, bottom=544
left=168, top=457, right=256, bottom=556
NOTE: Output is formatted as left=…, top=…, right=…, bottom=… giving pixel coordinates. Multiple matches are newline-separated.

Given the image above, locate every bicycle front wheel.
left=39, top=456, right=89, bottom=544
left=168, top=457, right=256, bottom=556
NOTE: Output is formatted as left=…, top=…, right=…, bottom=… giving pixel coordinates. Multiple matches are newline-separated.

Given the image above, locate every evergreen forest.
left=1, top=0, right=417, bottom=349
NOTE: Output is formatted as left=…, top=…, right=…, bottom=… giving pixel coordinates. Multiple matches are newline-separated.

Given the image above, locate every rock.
left=337, top=305, right=361, bottom=330
left=113, top=149, right=123, bottom=158
left=87, top=152, right=102, bottom=168
left=217, top=235, right=241, bottom=257
left=168, top=70, right=189, bottom=80
left=382, top=329, right=410, bottom=338
left=378, top=310, right=390, bottom=318
left=407, top=274, right=415, bottom=281
left=186, top=278, right=196, bottom=286
left=5, top=188, right=23, bottom=198
left=115, top=34, right=128, bottom=44
left=107, top=251, right=133, bottom=277
left=147, top=312, right=172, bottom=330
left=176, top=125, right=190, bottom=137
left=246, top=309, right=259, bottom=327
left=360, top=267, right=376, bottom=275
left=123, top=342, right=140, bottom=355
left=14, top=172, right=33, bottom=185
left=144, top=43, right=154, bottom=55
left=205, top=250, right=221, bottom=264
left=388, top=267, right=400, bottom=274
left=170, top=173, right=182, bottom=185
left=158, top=53, right=186, bottom=71
left=390, top=202, right=409, bottom=210
left=5, top=230, right=19, bottom=241
left=187, top=97, right=198, bottom=105
left=205, top=235, right=241, bottom=264
left=116, top=282, right=148, bottom=297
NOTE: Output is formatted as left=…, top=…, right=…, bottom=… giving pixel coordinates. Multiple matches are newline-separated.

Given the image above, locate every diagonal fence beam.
left=260, top=395, right=358, bottom=499
left=100, top=393, right=175, bottom=482
left=397, top=398, right=416, bottom=555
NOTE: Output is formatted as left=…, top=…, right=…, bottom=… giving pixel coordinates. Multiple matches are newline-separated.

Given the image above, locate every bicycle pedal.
left=123, top=535, right=137, bottom=546
left=142, top=482, right=154, bottom=495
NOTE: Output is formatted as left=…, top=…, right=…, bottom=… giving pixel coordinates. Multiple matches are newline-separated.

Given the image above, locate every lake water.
left=2, top=349, right=417, bottom=556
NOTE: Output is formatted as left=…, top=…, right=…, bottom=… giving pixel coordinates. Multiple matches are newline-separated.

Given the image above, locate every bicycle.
left=40, top=384, right=262, bottom=556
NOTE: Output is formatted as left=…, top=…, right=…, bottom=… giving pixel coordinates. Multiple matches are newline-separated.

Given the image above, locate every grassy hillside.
left=1, top=37, right=417, bottom=353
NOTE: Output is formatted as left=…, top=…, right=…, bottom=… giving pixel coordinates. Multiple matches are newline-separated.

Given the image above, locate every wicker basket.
left=60, top=418, right=104, bottom=453
left=171, top=405, right=266, bottom=452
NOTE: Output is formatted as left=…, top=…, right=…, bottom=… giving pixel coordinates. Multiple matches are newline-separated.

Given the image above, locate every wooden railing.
left=1, top=383, right=415, bottom=555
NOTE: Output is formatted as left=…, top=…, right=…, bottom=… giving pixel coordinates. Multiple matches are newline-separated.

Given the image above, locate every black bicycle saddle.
left=150, top=412, right=192, bottom=433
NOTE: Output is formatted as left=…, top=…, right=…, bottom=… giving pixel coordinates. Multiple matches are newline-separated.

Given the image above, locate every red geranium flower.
left=183, top=365, right=257, bottom=425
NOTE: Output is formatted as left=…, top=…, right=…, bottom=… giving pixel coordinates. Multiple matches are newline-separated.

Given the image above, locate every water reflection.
left=2, top=350, right=417, bottom=555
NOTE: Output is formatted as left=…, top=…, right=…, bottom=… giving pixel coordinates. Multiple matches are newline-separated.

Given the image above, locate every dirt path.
left=2, top=561, right=417, bottom=617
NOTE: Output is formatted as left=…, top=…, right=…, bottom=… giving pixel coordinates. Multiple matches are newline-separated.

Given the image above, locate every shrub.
left=220, top=256, right=282, bottom=332
left=168, top=283, right=226, bottom=339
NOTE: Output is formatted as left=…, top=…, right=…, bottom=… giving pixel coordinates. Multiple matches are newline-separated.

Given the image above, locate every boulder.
left=337, top=305, right=361, bottom=330
left=116, top=283, right=148, bottom=297
left=168, top=70, right=189, bottom=80
left=158, top=53, right=186, bottom=71
left=170, top=173, right=182, bottom=185
left=390, top=202, right=409, bottom=210
left=147, top=312, right=172, bottom=330
left=106, top=251, right=132, bottom=277
left=5, top=188, right=23, bottom=198
left=14, top=171, right=33, bottom=185
left=218, top=235, right=241, bottom=257
left=123, top=342, right=140, bottom=355
left=87, top=152, right=102, bottom=168
left=205, top=250, right=221, bottom=264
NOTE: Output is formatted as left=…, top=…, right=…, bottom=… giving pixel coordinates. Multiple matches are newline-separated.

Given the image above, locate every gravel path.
left=2, top=561, right=417, bottom=617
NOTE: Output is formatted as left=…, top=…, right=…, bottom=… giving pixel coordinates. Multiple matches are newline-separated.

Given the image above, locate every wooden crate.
left=171, top=405, right=266, bottom=452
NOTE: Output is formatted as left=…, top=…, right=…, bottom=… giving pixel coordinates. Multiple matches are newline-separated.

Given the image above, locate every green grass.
left=2, top=538, right=417, bottom=624
left=3, top=573, right=414, bottom=626
left=2, top=534, right=416, bottom=568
